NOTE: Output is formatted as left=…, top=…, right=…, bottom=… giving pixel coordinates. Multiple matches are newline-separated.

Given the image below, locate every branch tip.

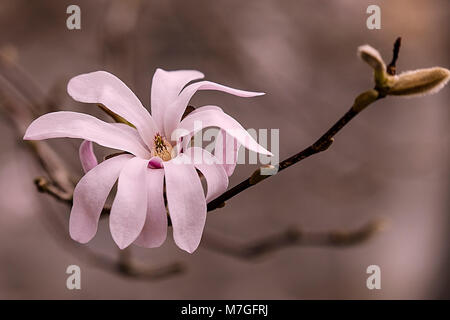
left=387, top=37, right=402, bottom=76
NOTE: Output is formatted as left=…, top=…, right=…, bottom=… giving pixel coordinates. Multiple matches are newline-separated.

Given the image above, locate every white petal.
left=164, top=154, right=206, bottom=253
left=176, top=107, right=272, bottom=156
left=24, top=111, right=151, bottom=158
left=67, top=71, right=158, bottom=149
left=188, top=106, right=240, bottom=176
left=111, top=123, right=149, bottom=151
left=179, top=106, right=224, bottom=152
left=214, top=129, right=240, bottom=177
left=133, top=168, right=167, bottom=248
left=79, top=140, right=98, bottom=173
left=70, top=154, right=133, bottom=243
left=185, top=147, right=228, bottom=202
left=151, top=68, right=204, bottom=132
left=164, top=80, right=264, bottom=138
left=110, top=157, right=150, bottom=249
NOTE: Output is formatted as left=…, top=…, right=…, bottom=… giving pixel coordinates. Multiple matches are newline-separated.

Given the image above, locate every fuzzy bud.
left=352, top=89, right=380, bottom=112
left=357, top=45, right=389, bottom=86
left=387, top=67, right=450, bottom=97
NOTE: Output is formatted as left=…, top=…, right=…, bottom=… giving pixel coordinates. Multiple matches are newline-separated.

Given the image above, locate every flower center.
left=151, top=133, right=173, bottom=161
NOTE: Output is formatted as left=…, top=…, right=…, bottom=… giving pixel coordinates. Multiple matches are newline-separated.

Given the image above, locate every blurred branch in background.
left=118, top=247, right=184, bottom=279
left=203, top=219, right=387, bottom=259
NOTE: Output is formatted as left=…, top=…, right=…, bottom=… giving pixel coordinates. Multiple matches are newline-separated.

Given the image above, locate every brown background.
left=0, top=0, right=449, bottom=299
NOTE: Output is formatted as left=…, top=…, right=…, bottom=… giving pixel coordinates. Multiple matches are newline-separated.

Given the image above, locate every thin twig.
left=387, top=37, right=402, bottom=76
left=207, top=99, right=378, bottom=212
left=33, top=176, right=114, bottom=216
left=0, top=47, right=49, bottom=114
left=34, top=177, right=72, bottom=203
left=203, top=219, right=387, bottom=259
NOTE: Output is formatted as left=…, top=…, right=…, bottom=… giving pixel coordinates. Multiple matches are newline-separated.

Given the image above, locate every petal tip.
left=117, top=242, right=130, bottom=250
left=69, top=230, right=91, bottom=245
left=23, top=123, right=36, bottom=140
left=259, top=146, right=273, bottom=156
left=111, top=231, right=132, bottom=250
left=178, top=243, right=198, bottom=254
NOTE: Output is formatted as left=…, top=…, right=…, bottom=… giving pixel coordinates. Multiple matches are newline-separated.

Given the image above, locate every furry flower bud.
left=357, top=45, right=389, bottom=86
left=387, top=67, right=450, bottom=97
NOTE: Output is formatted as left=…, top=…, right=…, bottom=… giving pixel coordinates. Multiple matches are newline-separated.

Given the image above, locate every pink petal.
left=184, top=147, right=229, bottom=202
left=176, top=107, right=272, bottom=156
left=23, top=111, right=151, bottom=159
left=179, top=105, right=223, bottom=152
left=111, top=123, right=149, bottom=150
left=188, top=105, right=223, bottom=115
left=69, top=154, right=133, bottom=243
left=110, top=157, right=150, bottom=249
left=67, top=71, right=158, bottom=149
left=151, top=68, right=204, bottom=133
left=79, top=140, right=98, bottom=173
left=215, top=129, right=240, bottom=177
left=164, top=81, right=265, bottom=138
left=148, top=156, right=164, bottom=169
left=164, top=154, right=206, bottom=253
left=133, top=168, right=167, bottom=248
left=185, top=106, right=240, bottom=176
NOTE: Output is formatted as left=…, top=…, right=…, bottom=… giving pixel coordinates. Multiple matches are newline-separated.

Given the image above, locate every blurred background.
left=0, top=0, right=449, bottom=299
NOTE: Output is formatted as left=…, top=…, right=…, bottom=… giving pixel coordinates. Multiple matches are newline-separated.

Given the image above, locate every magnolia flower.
left=24, top=69, right=272, bottom=253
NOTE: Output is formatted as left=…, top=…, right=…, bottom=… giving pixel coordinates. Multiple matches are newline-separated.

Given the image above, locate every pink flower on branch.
left=23, top=69, right=272, bottom=253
